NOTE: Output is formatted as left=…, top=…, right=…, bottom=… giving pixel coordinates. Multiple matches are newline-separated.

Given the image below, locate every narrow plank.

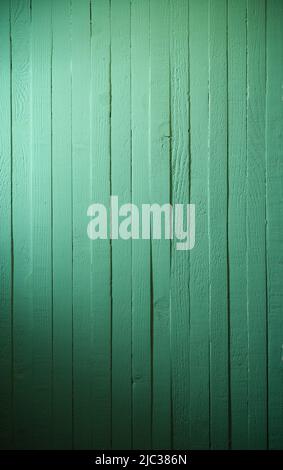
left=11, top=0, right=33, bottom=449
left=131, top=0, right=152, bottom=449
left=71, top=0, right=92, bottom=449
left=90, top=0, right=111, bottom=449
left=170, top=0, right=190, bottom=450
left=246, top=0, right=267, bottom=449
left=189, top=0, right=210, bottom=450
left=208, top=0, right=229, bottom=449
left=227, top=0, right=249, bottom=449
left=266, top=0, right=283, bottom=450
left=110, top=0, right=132, bottom=450
left=0, top=0, right=13, bottom=449
left=31, top=0, right=53, bottom=448
left=52, top=0, right=73, bottom=449
left=150, top=0, right=171, bottom=449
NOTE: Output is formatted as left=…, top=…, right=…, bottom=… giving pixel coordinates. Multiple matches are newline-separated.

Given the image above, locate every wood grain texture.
left=31, top=0, right=52, bottom=449
left=266, top=0, right=283, bottom=450
left=71, top=0, right=92, bottom=449
left=0, top=0, right=12, bottom=450
left=90, top=0, right=112, bottom=449
left=52, top=0, right=73, bottom=449
left=247, top=0, right=267, bottom=449
left=11, top=0, right=33, bottom=449
left=228, top=0, right=248, bottom=449
left=131, top=0, right=152, bottom=449
left=111, top=0, right=132, bottom=450
left=208, top=0, right=229, bottom=449
left=150, top=0, right=171, bottom=450
left=0, top=0, right=282, bottom=450
left=170, top=0, right=190, bottom=450
left=189, top=0, right=210, bottom=450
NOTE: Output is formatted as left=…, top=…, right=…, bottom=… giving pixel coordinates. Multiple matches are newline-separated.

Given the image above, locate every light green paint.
left=0, top=0, right=282, bottom=450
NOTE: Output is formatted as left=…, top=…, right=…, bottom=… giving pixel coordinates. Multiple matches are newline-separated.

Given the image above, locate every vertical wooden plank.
left=266, top=0, right=283, bottom=451
left=189, top=0, right=210, bottom=450
left=131, top=0, right=151, bottom=449
left=11, top=0, right=33, bottom=449
left=150, top=0, right=171, bottom=450
left=71, top=0, right=92, bottom=449
left=0, top=0, right=12, bottom=449
left=31, top=0, right=52, bottom=449
left=90, top=0, right=111, bottom=450
left=52, top=0, right=73, bottom=449
left=208, top=0, right=229, bottom=449
left=228, top=0, right=249, bottom=449
left=246, top=0, right=267, bottom=449
left=111, top=0, right=132, bottom=450
left=170, top=0, right=190, bottom=450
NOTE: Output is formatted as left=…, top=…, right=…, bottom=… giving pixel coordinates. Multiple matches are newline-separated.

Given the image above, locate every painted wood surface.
left=0, top=0, right=282, bottom=450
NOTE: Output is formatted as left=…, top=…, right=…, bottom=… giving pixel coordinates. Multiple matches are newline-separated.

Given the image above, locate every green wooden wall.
left=0, top=0, right=282, bottom=450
